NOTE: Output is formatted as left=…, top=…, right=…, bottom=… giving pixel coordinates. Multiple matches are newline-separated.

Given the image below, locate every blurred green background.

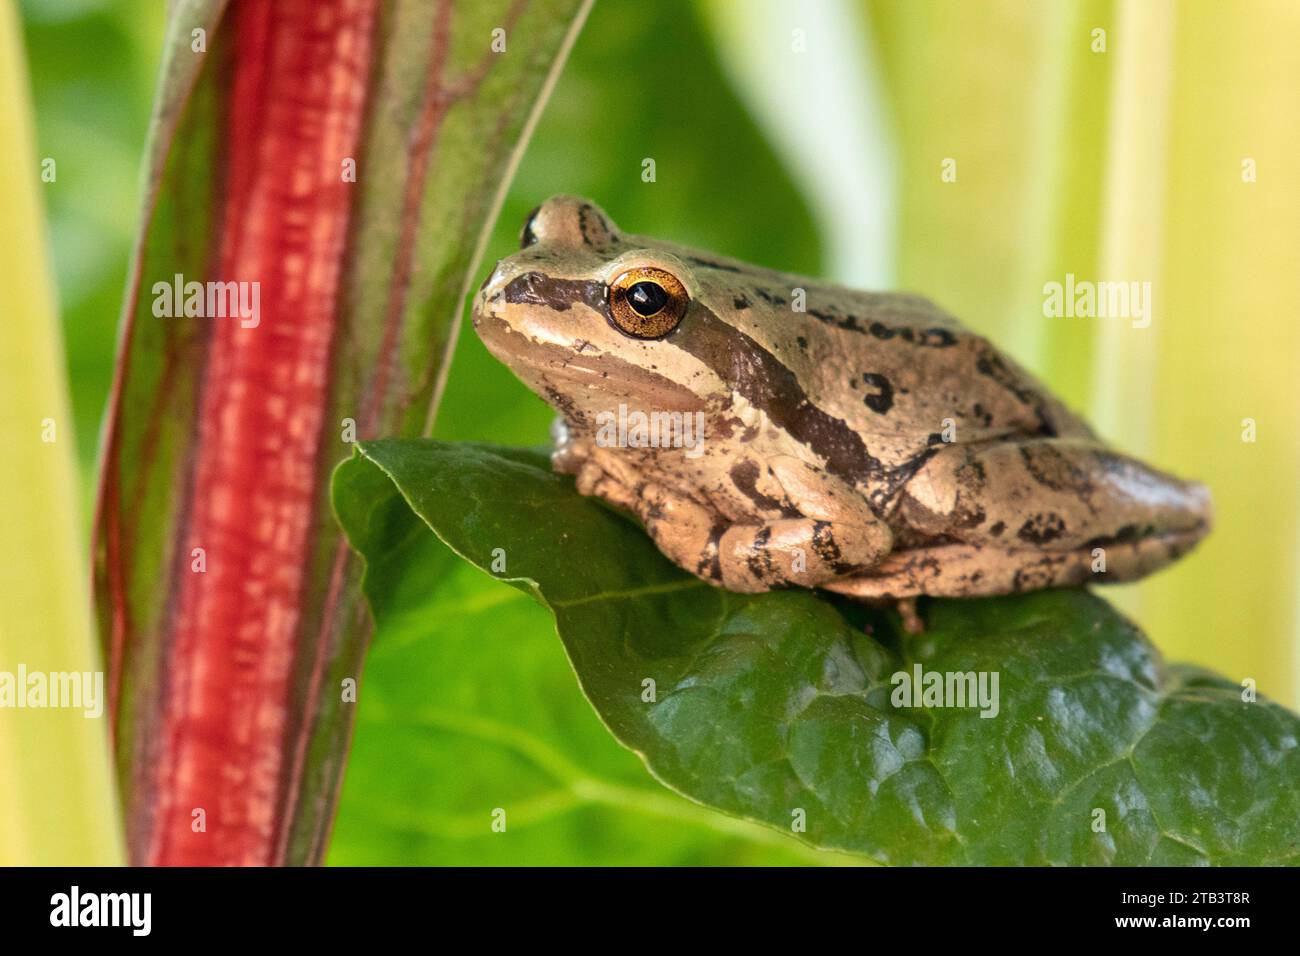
left=21, top=0, right=1299, bottom=864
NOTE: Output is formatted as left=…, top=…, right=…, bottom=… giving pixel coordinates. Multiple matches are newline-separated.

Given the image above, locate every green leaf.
left=333, top=439, right=1300, bottom=866
left=326, top=517, right=853, bottom=865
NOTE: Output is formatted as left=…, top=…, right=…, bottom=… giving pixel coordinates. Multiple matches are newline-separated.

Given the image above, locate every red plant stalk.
left=99, top=0, right=589, bottom=866
left=144, top=0, right=378, bottom=866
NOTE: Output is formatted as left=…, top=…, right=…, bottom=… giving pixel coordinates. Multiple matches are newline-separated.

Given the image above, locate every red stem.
left=144, top=0, right=378, bottom=866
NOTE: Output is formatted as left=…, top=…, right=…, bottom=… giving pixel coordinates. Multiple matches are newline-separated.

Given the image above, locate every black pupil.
left=627, top=281, right=669, bottom=317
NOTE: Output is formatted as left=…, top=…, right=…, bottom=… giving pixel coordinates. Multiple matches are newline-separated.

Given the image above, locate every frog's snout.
left=471, top=258, right=520, bottom=344
left=472, top=264, right=521, bottom=366
left=477, top=262, right=501, bottom=296
left=474, top=257, right=518, bottom=314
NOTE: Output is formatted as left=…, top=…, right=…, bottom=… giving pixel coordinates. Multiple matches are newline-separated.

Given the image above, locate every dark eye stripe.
left=670, top=304, right=885, bottom=492
left=502, top=272, right=607, bottom=314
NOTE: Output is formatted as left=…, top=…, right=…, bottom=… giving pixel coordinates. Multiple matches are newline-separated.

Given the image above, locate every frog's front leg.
left=637, top=468, right=892, bottom=593
left=552, top=428, right=642, bottom=511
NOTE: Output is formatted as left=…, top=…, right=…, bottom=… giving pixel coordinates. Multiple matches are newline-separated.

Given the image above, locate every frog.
left=471, top=196, right=1212, bottom=631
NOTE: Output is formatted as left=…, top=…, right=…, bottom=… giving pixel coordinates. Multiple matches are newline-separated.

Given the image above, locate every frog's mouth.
left=471, top=306, right=575, bottom=378
left=474, top=307, right=707, bottom=414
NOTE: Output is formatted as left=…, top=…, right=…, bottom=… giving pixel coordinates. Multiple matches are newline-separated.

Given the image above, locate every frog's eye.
left=607, top=267, right=689, bottom=338
left=520, top=205, right=541, bottom=248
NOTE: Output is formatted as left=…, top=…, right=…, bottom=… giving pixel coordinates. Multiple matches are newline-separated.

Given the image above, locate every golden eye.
left=607, top=267, right=689, bottom=338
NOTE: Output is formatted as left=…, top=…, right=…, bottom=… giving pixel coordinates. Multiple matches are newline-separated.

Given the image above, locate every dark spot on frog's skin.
left=1018, top=443, right=1092, bottom=494
left=811, top=521, right=857, bottom=573
left=730, top=460, right=800, bottom=517
left=1017, top=512, right=1067, bottom=544
left=962, top=459, right=987, bottom=484
left=988, top=520, right=1006, bottom=537
left=860, top=372, right=894, bottom=414
left=697, top=520, right=727, bottom=582
left=905, top=555, right=942, bottom=580
left=976, top=349, right=1057, bottom=436
left=578, top=204, right=618, bottom=247
left=803, top=306, right=958, bottom=347
left=754, top=288, right=788, bottom=307
left=796, top=335, right=808, bottom=351
left=1012, top=554, right=1070, bottom=592
left=746, top=526, right=776, bottom=581
left=927, top=432, right=947, bottom=446
left=733, top=295, right=751, bottom=310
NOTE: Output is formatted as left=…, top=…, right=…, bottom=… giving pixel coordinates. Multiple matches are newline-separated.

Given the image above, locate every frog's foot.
left=572, top=459, right=639, bottom=512
left=561, top=436, right=647, bottom=513
left=638, top=483, right=892, bottom=592
left=823, top=528, right=1204, bottom=599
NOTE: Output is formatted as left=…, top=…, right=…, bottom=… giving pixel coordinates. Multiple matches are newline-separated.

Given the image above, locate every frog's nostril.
left=478, top=262, right=513, bottom=303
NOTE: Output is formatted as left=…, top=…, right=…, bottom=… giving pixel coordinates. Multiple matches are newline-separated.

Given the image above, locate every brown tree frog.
left=472, top=197, right=1212, bottom=630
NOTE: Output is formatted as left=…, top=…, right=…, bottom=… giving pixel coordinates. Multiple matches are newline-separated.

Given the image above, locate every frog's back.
left=674, top=248, right=1095, bottom=485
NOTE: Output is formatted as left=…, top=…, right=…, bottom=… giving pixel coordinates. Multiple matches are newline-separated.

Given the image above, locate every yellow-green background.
left=8, top=0, right=1297, bottom=864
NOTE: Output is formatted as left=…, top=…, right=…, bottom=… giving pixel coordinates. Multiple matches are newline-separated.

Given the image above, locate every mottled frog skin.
left=472, top=197, right=1211, bottom=615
